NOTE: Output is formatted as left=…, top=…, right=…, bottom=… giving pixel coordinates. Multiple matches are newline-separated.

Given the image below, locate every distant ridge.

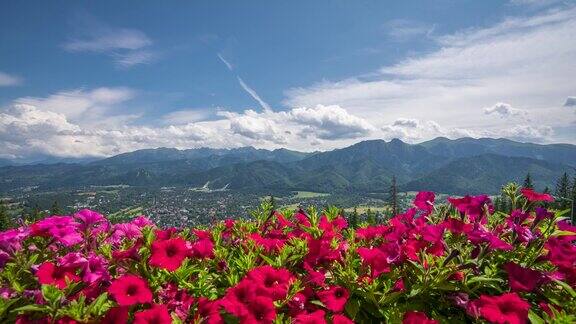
left=0, top=137, right=574, bottom=194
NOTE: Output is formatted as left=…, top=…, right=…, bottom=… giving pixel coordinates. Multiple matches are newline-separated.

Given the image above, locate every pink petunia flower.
left=403, top=311, right=438, bottom=324
left=520, top=188, right=554, bottom=202
left=316, top=285, right=349, bottom=313
left=468, top=292, right=530, bottom=324
left=108, top=274, right=153, bottom=306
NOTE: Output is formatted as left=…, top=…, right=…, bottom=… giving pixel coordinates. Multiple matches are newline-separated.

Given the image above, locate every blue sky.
left=0, top=0, right=575, bottom=159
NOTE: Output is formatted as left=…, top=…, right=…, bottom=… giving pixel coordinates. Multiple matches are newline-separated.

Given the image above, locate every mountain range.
left=0, top=137, right=574, bottom=195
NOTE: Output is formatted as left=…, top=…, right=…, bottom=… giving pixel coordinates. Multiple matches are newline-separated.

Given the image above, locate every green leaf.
left=554, top=279, right=576, bottom=298
left=41, top=285, right=64, bottom=304
left=309, top=300, right=326, bottom=308
left=12, top=304, right=49, bottom=314
left=345, top=298, right=360, bottom=319
left=528, top=309, right=545, bottom=324
left=550, top=230, right=576, bottom=237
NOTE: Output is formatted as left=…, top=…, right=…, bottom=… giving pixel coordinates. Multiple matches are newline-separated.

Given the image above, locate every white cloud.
left=509, top=0, right=564, bottom=8
left=384, top=19, right=435, bottom=40
left=288, top=105, right=374, bottom=140
left=381, top=118, right=551, bottom=143
left=0, top=103, right=225, bottom=158
left=0, top=72, right=22, bottom=87
left=284, top=6, right=576, bottom=144
left=112, top=50, right=157, bottom=68
left=484, top=102, right=529, bottom=119
left=63, top=18, right=156, bottom=68
left=237, top=77, right=272, bottom=112
left=392, top=118, right=419, bottom=128
left=217, top=53, right=233, bottom=71
left=64, top=28, right=151, bottom=52
left=162, top=109, right=214, bottom=125
left=16, top=87, right=136, bottom=123
left=564, top=96, right=576, bottom=107
left=501, top=125, right=554, bottom=142
left=224, top=110, right=287, bottom=144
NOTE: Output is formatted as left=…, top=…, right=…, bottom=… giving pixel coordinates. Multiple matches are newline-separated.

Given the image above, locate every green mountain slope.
left=404, top=153, right=573, bottom=194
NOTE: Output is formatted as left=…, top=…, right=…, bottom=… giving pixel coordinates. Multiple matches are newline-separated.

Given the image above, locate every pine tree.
left=387, top=176, right=398, bottom=216
left=28, top=204, right=43, bottom=222
left=542, top=186, right=551, bottom=208
left=570, top=176, right=576, bottom=224
left=350, top=207, right=359, bottom=229
left=555, top=172, right=570, bottom=210
left=366, top=208, right=376, bottom=225
left=522, top=173, right=534, bottom=189
left=269, top=195, right=276, bottom=210
left=494, top=196, right=503, bottom=213
left=0, top=201, right=12, bottom=231
left=50, top=200, right=62, bottom=215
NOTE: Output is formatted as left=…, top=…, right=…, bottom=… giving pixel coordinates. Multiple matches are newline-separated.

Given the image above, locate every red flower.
left=414, top=191, right=435, bottom=215
left=133, top=304, right=172, bottom=324
left=392, top=278, right=405, bottom=291
left=244, top=296, right=276, bottom=323
left=112, top=240, right=142, bottom=261
left=520, top=188, right=554, bottom=202
left=193, top=229, right=212, bottom=240
left=303, top=263, right=325, bottom=287
left=539, top=301, right=561, bottom=318
left=504, top=262, right=545, bottom=292
left=468, top=293, right=530, bottom=324
left=108, top=274, right=153, bottom=306
left=403, top=311, right=438, bottom=324
left=287, top=293, right=308, bottom=316
left=149, top=237, right=188, bottom=271
left=247, top=265, right=294, bottom=300
left=534, top=207, right=553, bottom=225
left=448, top=195, right=493, bottom=222
left=36, top=262, right=79, bottom=289
left=154, top=227, right=179, bottom=241
left=249, top=233, right=285, bottom=253
left=357, top=242, right=400, bottom=278
left=101, top=307, right=129, bottom=324
left=443, top=218, right=472, bottom=235
left=196, top=297, right=223, bottom=324
left=190, top=239, right=214, bottom=259
left=317, top=285, right=349, bottom=312
left=332, top=314, right=353, bottom=324
left=221, top=279, right=256, bottom=318
left=294, top=310, right=326, bottom=324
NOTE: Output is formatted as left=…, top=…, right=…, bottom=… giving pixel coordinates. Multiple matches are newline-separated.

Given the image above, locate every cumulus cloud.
left=564, top=96, right=576, bottom=107
left=161, top=109, right=214, bottom=125
left=484, top=102, right=529, bottom=119
left=0, top=103, right=223, bottom=158
left=381, top=119, right=481, bottom=143
left=379, top=117, right=554, bottom=143
left=287, top=105, right=374, bottom=140
left=221, top=104, right=374, bottom=143
left=223, top=110, right=287, bottom=144
left=392, top=118, right=419, bottom=128
left=285, top=6, right=576, bottom=144
left=0, top=71, right=22, bottom=87
left=15, top=87, right=135, bottom=123
left=63, top=17, right=157, bottom=68
left=501, top=125, right=554, bottom=142
left=0, top=83, right=379, bottom=159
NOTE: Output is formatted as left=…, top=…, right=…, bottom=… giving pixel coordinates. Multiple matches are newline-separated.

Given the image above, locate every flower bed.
left=0, top=187, right=575, bottom=323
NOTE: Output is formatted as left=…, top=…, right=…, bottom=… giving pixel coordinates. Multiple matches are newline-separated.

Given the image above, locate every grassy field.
left=343, top=205, right=390, bottom=214
left=108, top=206, right=144, bottom=221
left=292, top=191, right=331, bottom=199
